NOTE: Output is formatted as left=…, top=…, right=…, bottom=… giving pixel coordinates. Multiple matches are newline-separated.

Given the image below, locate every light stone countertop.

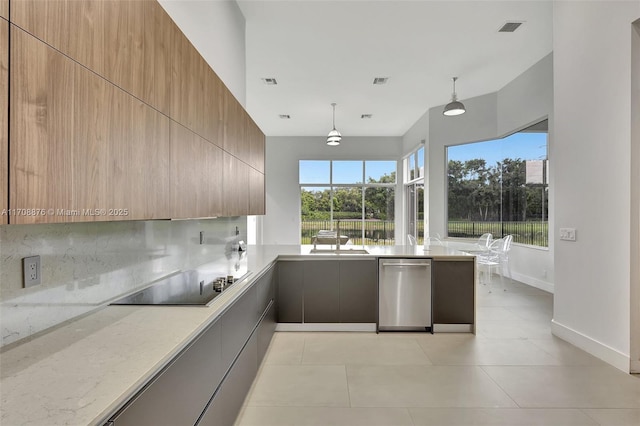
left=0, top=244, right=473, bottom=426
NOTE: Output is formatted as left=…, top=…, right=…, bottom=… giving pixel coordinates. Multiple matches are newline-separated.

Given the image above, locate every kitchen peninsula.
left=0, top=245, right=474, bottom=426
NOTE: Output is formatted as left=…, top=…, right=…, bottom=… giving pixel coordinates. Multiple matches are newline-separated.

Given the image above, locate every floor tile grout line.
left=343, top=363, right=353, bottom=408
left=478, top=365, right=523, bottom=409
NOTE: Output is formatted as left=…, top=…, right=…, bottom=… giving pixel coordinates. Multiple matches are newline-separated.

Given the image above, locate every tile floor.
left=235, top=277, right=640, bottom=426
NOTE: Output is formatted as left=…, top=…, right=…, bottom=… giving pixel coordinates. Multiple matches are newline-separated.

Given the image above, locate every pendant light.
left=443, top=77, right=466, bottom=116
left=327, top=103, right=342, bottom=146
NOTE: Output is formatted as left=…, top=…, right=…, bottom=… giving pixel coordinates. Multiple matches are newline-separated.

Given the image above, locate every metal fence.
left=301, top=220, right=395, bottom=245
left=448, top=221, right=548, bottom=247
left=301, top=220, right=548, bottom=247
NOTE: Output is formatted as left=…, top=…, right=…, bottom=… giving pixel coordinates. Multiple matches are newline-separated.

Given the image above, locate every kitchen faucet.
left=336, top=220, right=341, bottom=250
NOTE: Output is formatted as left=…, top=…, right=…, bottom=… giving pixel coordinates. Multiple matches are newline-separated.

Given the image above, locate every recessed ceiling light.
left=373, top=77, right=389, bottom=85
left=261, top=78, right=278, bottom=85
left=361, top=114, right=373, bottom=119
left=498, top=21, right=523, bottom=32
left=279, top=114, right=290, bottom=119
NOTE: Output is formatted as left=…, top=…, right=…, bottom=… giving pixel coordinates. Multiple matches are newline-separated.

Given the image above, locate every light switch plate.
left=559, top=227, right=576, bottom=241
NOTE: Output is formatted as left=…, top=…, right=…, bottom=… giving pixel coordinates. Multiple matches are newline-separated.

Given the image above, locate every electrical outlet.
left=23, top=255, right=41, bottom=288
left=559, top=227, right=576, bottom=241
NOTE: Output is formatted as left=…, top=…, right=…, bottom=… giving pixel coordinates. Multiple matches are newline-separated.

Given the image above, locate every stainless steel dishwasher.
left=378, top=258, right=432, bottom=331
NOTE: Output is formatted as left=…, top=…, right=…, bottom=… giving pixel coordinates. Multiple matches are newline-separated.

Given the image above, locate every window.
left=446, top=120, right=549, bottom=247
left=299, top=160, right=396, bottom=245
left=404, top=146, right=424, bottom=182
left=404, top=145, right=425, bottom=244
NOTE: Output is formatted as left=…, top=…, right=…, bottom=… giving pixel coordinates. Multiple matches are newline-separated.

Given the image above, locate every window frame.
left=299, top=160, right=397, bottom=245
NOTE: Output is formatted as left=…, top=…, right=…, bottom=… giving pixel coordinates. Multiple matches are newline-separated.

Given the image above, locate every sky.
left=448, top=132, right=548, bottom=166
left=299, top=132, right=547, bottom=184
left=300, top=160, right=396, bottom=184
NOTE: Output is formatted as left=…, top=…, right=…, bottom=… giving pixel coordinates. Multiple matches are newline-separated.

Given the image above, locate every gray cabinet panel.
left=432, top=260, right=475, bottom=324
left=277, top=261, right=303, bottom=323
left=110, top=321, right=222, bottom=426
left=198, top=333, right=258, bottom=426
left=256, top=264, right=275, bottom=316
left=303, top=260, right=339, bottom=323
left=221, top=285, right=258, bottom=370
left=339, top=259, right=377, bottom=323
left=257, top=300, right=276, bottom=364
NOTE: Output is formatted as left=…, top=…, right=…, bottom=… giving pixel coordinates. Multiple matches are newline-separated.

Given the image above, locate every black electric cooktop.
left=111, top=270, right=251, bottom=306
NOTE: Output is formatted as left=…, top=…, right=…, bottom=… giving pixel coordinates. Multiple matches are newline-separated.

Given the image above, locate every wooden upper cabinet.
left=10, top=27, right=170, bottom=224
left=170, top=29, right=205, bottom=137
left=10, top=28, right=75, bottom=224
left=223, top=89, right=249, bottom=161
left=103, top=0, right=145, bottom=103
left=247, top=117, right=265, bottom=173
left=202, top=66, right=224, bottom=147
left=72, top=70, right=171, bottom=222
left=11, top=0, right=105, bottom=76
left=8, top=0, right=267, bottom=220
left=0, top=0, right=8, bottom=20
left=223, top=153, right=249, bottom=217
left=170, top=121, right=223, bottom=219
left=143, top=0, right=172, bottom=115
left=0, top=19, right=7, bottom=224
left=249, top=168, right=265, bottom=216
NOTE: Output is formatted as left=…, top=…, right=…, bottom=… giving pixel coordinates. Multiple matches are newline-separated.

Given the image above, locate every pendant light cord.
left=331, top=102, right=337, bottom=130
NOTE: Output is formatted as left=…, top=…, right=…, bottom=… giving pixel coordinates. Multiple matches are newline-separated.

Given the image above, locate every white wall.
left=410, top=54, right=554, bottom=291
left=262, top=137, right=403, bottom=245
left=631, top=19, right=640, bottom=374
left=159, top=0, right=247, bottom=105
left=552, top=1, right=640, bottom=372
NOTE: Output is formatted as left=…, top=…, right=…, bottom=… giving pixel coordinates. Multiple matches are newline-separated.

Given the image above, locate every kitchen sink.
left=309, top=249, right=370, bottom=254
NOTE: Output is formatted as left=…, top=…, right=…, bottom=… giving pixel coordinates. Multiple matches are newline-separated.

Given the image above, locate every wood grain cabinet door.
left=0, top=0, right=8, bottom=20
left=170, top=30, right=205, bottom=136
left=247, top=117, right=265, bottom=173
left=170, top=121, right=223, bottom=219
left=103, top=0, right=145, bottom=104
left=143, top=0, right=173, bottom=115
left=202, top=65, right=223, bottom=147
left=249, top=167, right=265, bottom=215
left=223, top=89, right=249, bottom=161
left=222, top=152, right=249, bottom=217
left=0, top=19, right=7, bottom=224
left=11, top=0, right=105, bottom=76
left=10, top=27, right=75, bottom=224
left=11, top=28, right=171, bottom=223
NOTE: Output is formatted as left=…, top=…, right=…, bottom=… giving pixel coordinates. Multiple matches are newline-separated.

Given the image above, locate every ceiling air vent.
left=261, top=78, right=278, bottom=85
left=279, top=114, right=290, bottom=119
left=498, top=22, right=523, bottom=32
left=373, top=77, right=389, bottom=85
left=361, top=114, right=373, bottom=119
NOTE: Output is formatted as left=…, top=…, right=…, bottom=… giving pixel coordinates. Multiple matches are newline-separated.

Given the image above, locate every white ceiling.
left=236, top=0, right=553, bottom=138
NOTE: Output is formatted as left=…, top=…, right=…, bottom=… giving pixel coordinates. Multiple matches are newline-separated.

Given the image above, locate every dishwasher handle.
left=381, top=262, right=431, bottom=267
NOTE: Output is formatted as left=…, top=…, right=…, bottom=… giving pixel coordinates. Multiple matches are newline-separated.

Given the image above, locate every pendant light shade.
left=443, top=77, right=466, bottom=116
left=327, top=103, right=342, bottom=146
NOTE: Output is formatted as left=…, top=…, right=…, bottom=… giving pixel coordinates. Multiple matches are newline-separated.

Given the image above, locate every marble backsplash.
left=0, top=217, right=247, bottom=348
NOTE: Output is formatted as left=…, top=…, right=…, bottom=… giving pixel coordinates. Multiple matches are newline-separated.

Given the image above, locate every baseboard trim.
left=551, top=319, right=630, bottom=372
left=510, top=271, right=554, bottom=293
left=275, top=323, right=376, bottom=332
left=433, top=324, right=473, bottom=333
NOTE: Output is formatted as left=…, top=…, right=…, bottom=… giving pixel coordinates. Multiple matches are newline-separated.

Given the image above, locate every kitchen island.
left=0, top=245, right=474, bottom=426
